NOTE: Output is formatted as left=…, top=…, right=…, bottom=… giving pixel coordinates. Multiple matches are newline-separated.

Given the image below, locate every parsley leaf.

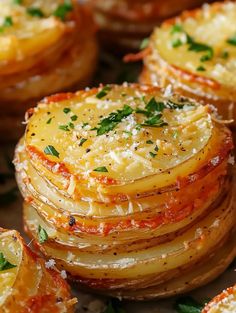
left=63, top=107, right=71, bottom=114
left=172, top=38, right=183, bottom=48
left=13, top=0, right=22, bottom=4
left=96, top=86, right=112, bottom=99
left=142, top=114, right=167, bottom=127
left=0, top=16, right=13, bottom=32
left=149, top=152, right=157, bottom=158
left=146, top=140, right=154, bottom=144
left=196, top=65, right=206, bottom=71
left=46, top=117, right=53, bottom=124
left=44, top=145, right=60, bottom=158
left=59, top=125, right=69, bottom=131
left=175, top=296, right=204, bottom=313
left=79, top=138, right=87, bottom=146
left=54, top=0, right=73, bottom=21
left=140, top=37, right=149, bottom=49
left=0, top=252, right=16, bottom=271
left=71, top=115, right=78, bottom=121
left=27, top=7, right=44, bottom=17
left=171, top=24, right=183, bottom=34
left=38, top=225, right=48, bottom=244
left=95, top=105, right=134, bottom=136
left=146, top=98, right=165, bottom=113
left=93, top=166, right=108, bottom=172
left=227, top=33, right=236, bottom=46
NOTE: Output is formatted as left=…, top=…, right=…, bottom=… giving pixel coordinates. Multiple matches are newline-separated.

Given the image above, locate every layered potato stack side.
left=202, top=284, right=236, bottom=313
left=14, top=84, right=236, bottom=300
left=0, top=228, right=75, bottom=313
left=0, top=0, right=98, bottom=141
left=87, top=0, right=209, bottom=51
left=140, top=1, right=236, bottom=125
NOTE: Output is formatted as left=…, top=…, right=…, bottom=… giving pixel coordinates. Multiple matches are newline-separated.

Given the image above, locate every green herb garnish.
left=44, top=145, right=60, bottom=158
left=46, top=118, right=53, bottom=124
left=96, top=86, right=112, bottom=99
left=59, top=125, right=69, bottom=131
left=146, top=140, right=154, bottom=144
left=171, top=24, right=183, bottom=34
left=79, top=138, right=87, bottom=146
left=0, top=16, right=13, bottom=32
left=172, top=38, right=183, bottom=48
left=71, top=115, right=78, bottom=121
left=38, top=225, right=48, bottom=244
left=27, top=7, right=44, bottom=17
left=221, top=50, right=229, bottom=59
left=142, top=114, right=167, bottom=127
left=63, top=107, right=71, bottom=114
left=0, top=253, right=16, bottom=271
left=227, top=33, right=236, bottom=46
left=196, top=65, right=206, bottom=71
left=175, top=296, right=204, bottom=313
left=149, top=152, right=157, bottom=158
left=95, top=105, right=134, bottom=136
left=54, top=0, right=73, bottom=21
left=93, top=166, right=108, bottom=173
left=140, top=37, right=149, bottom=49
left=68, top=122, right=74, bottom=129
left=13, top=0, right=22, bottom=4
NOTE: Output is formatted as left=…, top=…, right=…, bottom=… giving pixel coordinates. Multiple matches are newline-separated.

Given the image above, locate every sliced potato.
left=141, top=2, right=236, bottom=122
left=0, top=228, right=75, bottom=313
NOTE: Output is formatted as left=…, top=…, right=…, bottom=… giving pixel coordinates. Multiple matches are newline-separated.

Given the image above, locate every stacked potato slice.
left=140, top=1, right=236, bottom=123
left=0, top=228, right=75, bottom=312
left=0, top=0, right=97, bottom=140
left=15, top=84, right=236, bottom=300
left=202, top=284, right=236, bottom=313
left=87, top=0, right=208, bottom=51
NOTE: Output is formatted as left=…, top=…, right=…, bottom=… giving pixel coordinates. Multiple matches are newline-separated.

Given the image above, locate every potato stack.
left=140, top=1, right=236, bottom=124
left=0, top=0, right=97, bottom=140
left=0, top=228, right=75, bottom=313
left=15, top=84, right=236, bottom=300
left=87, top=0, right=211, bottom=51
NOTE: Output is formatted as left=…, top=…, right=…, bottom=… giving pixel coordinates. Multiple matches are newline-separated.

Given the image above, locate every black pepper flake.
left=86, top=148, right=91, bottom=153
left=68, top=216, right=76, bottom=227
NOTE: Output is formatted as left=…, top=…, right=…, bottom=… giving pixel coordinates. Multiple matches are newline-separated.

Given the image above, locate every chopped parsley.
left=95, top=105, right=134, bottom=136
left=171, top=24, right=183, bottom=34
left=174, top=296, right=204, bottom=313
left=226, top=33, right=236, bottom=46
left=93, top=166, right=108, bottom=173
left=13, top=0, right=22, bottom=4
left=141, top=114, right=167, bottom=127
left=140, top=37, right=149, bottom=49
left=46, top=117, right=53, bottom=124
left=146, top=140, right=154, bottom=144
left=63, top=107, right=71, bottom=114
left=170, top=27, right=214, bottom=62
left=44, top=145, right=60, bottom=158
left=27, top=7, right=44, bottom=17
left=0, top=252, right=16, bottom=271
left=79, top=138, right=87, bottom=146
left=0, top=16, right=13, bottom=32
left=145, top=98, right=165, bottom=113
left=149, top=152, right=157, bottom=158
left=82, top=122, right=88, bottom=128
left=71, top=115, right=78, bottom=121
left=172, top=38, right=183, bottom=48
left=221, top=50, right=229, bottom=59
left=96, top=86, right=112, bottom=99
left=69, top=122, right=74, bottom=129
left=59, top=125, right=69, bottom=131
left=38, top=225, right=48, bottom=244
left=54, top=0, right=73, bottom=21
left=196, top=65, right=206, bottom=71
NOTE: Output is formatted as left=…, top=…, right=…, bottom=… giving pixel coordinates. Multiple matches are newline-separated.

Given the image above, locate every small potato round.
left=0, top=0, right=98, bottom=141
left=140, top=1, right=236, bottom=125
left=14, top=84, right=235, bottom=300
left=87, top=0, right=209, bottom=51
left=0, top=228, right=76, bottom=313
